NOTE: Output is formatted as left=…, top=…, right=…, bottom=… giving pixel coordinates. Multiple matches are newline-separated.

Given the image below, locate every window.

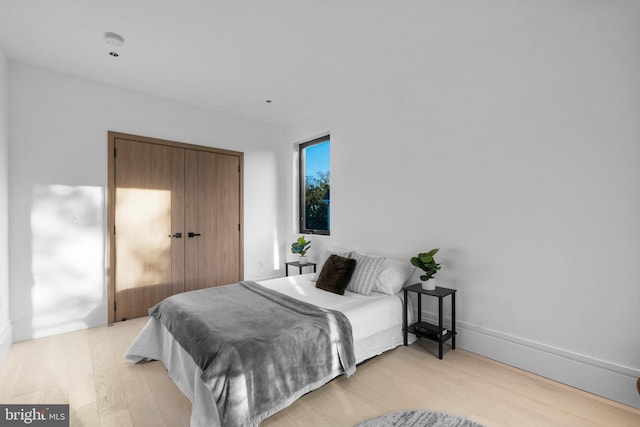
left=299, top=135, right=330, bottom=235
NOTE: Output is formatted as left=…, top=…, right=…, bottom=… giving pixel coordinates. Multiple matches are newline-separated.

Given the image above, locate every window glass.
left=299, top=136, right=330, bottom=234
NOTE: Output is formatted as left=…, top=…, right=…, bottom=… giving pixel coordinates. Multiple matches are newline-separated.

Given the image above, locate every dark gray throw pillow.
left=315, top=254, right=357, bottom=295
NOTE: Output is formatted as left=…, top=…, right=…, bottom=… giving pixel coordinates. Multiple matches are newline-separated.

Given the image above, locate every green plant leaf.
left=419, top=254, right=433, bottom=263
left=410, top=257, right=423, bottom=268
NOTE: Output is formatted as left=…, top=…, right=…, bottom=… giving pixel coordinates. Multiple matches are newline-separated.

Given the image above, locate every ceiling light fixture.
left=104, top=32, right=124, bottom=57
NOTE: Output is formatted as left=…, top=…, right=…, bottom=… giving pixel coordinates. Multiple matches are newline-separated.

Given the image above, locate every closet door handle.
left=169, top=232, right=182, bottom=238
left=188, top=232, right=201, bottom=238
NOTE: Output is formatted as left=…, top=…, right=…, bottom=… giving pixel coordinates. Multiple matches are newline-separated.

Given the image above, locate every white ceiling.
left=0, top=0, right=556, bottom=126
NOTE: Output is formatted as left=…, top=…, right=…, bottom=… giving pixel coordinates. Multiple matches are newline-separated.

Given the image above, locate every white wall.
left=9, top=62, right=285, bottom=341
left=0, top=42, right=11, bottom=363
left=285, top=3, right=640, bottom=409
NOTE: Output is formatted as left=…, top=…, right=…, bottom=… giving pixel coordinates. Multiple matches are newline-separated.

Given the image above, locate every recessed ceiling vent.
left=104, top=32, right=125, bottom=57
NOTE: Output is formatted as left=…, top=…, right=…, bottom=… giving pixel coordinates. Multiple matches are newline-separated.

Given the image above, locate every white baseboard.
left=11, top=303, right=108, bottom=342
left=421, top=312, right=640, bottom=410
left=0, top=319, right=12, bottom=365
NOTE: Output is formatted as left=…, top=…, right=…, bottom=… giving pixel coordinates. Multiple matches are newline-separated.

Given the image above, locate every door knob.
left=169, top=232, right=182, bottom=238
left=188, top=232, right=201, bottom=238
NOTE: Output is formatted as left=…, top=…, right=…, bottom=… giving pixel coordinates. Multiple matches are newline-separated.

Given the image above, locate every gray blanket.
left=149, top=281, right=356, bottom=426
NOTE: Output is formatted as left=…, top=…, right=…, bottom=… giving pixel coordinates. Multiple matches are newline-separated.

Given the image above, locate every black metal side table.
left=403, top=283, right=457, bottom=359
left=285, top=261, right=317, bottom=276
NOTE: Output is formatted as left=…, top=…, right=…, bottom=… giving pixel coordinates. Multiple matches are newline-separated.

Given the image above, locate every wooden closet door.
left=171, top=147, right=186, bottom=295
left=114, top=139, right=174, bottom=320
left=184, top=150, right=241, bottom=290
left=206, top=151, right=241, bottom=286
left=108, top=131, right=243, bottom=323
left=184, top=149, right=200, bottom=292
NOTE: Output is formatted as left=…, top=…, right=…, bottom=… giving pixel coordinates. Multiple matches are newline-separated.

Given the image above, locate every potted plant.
left=291, top=236, right=311, bottom=264
left=410, top=248, right=441, bottom=290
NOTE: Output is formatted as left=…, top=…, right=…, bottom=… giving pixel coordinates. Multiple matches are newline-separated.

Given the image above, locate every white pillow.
left=373, top=258, right=415, bottom=295
left=312, top=247, right=353, bottom=281
left=347, top=253, right=385, bottom=296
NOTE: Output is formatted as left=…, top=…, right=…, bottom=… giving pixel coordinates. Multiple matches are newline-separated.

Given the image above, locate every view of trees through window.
left=299, top=136, right=330, bottom=234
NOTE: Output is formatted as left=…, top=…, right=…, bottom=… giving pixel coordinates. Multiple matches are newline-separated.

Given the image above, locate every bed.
left=125, top=252, right=416, bottom=427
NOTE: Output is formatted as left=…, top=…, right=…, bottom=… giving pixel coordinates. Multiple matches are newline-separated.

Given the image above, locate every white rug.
left=356, top=410, right=485, bottom=427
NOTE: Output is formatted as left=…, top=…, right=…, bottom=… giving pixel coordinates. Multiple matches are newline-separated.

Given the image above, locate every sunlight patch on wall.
left=115, top=188, right=171, bottom=290
left=30, top=185, right=105, bottom=336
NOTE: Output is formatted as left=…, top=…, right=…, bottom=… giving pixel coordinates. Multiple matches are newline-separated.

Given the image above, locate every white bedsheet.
left=259, top=274, right=412, bottom=356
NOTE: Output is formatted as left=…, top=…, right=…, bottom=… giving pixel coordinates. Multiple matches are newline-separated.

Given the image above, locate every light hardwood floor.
left=1, top=317, right=638, bottom=426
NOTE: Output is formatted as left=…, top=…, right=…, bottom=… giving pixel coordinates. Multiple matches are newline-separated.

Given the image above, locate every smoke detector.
left=104, top=32, right=124, bottom=57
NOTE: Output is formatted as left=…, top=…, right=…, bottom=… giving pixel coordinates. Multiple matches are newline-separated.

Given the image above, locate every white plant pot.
left=299, top=256, right=308, bottom=264
left=421, top=278, right=436, bottom=291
